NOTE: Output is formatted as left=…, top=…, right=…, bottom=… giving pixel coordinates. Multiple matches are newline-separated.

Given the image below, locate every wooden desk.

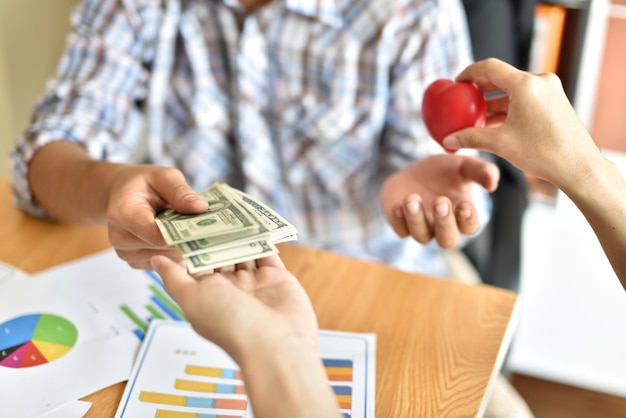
left=0, top=180, right=518, bottom=417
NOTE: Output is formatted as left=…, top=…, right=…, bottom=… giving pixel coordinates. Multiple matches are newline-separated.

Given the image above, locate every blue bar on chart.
left=148, top=284, right=185, bottom=321
left=144, top=269, right=164, bottom=286
left=323, top=358, right=354, bottom=412
left=324, top=358, right=354, bottom=382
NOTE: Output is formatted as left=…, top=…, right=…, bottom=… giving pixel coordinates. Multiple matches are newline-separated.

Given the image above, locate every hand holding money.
left=155, top=183, right=298, bottom=273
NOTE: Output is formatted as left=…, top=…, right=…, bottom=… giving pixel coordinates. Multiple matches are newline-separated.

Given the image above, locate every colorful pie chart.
left=0, top=313, right=78, bottom=368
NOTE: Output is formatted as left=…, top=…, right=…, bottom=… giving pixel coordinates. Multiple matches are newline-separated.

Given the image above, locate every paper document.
left=116, top=320, right=376, bottom=418
left=0, top=250, right=183, bottom=417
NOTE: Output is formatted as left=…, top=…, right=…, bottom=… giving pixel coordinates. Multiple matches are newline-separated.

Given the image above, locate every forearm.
left=561, top=156, right=626, bottom=290
left=237, top=341, right=341, bottom=418
left=28, top=141, right=128, bottom=224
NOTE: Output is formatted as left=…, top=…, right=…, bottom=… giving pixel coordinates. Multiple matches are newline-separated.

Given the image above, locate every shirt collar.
left=282, top=0, right=344, bottom=27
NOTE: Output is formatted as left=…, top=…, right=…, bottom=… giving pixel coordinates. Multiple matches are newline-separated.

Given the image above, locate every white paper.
left=0, top=250, right=185, bottom=417
left=116, top=320, right=376, bottom=418
left=39, top=400, right=92, bottom=418
left=0, top=260, right=30, bottom=285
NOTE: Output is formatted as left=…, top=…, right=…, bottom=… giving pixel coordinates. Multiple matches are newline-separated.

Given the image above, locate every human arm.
left=151, top=255, right=341, bottom=418
left=442, top=57, right=626, bottom=289
left=11, top=1, right=210, bottom=269
left=28, top=141, right=208, bottom=269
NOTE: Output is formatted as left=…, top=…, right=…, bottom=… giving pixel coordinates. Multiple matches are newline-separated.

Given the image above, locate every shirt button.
left=302, top=94, right=316, bottom=109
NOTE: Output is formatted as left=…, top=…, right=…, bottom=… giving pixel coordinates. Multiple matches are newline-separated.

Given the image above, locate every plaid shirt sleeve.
left=10, top=0, right=160, bottom=217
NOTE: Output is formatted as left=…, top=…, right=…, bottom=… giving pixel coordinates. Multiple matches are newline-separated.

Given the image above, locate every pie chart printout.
left=0, top=313, right=78, bottom=368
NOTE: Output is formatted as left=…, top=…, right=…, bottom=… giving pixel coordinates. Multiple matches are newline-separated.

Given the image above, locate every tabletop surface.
left=0, top=180, right=518, bottom=417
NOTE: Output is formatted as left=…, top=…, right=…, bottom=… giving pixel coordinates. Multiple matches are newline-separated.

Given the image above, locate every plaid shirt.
left=11, top=0, right=489, bottom=276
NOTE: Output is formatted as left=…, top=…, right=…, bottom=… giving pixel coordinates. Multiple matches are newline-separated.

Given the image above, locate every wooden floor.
left=511, top=373, right=626, bottom=418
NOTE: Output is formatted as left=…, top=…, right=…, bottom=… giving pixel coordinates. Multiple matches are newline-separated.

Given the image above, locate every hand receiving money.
left=156, top=183, right=298, bottom=273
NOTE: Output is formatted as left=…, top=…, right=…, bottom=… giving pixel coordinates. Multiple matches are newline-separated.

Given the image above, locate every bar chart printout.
left=115, top=321, right=376, bottom=418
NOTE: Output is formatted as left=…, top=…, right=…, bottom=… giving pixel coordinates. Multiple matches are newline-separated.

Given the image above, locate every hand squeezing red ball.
left=422, top=79, right=487, bottom=152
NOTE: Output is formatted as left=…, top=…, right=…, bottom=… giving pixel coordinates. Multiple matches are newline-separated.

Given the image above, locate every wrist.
left=560, top=153, right=621, bottom=205
left=86, top=159, right=132, bottom=212
left=236, top=335, right=340, bottom=418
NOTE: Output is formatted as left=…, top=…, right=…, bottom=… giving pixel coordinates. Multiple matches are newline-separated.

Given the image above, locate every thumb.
left=458, top=156, right=501, bottom=193
left=151, top=255, right=195, bottom=304
left=151, top=170, right=208, bottom=214
left=442, top=126, right=502, bottom=155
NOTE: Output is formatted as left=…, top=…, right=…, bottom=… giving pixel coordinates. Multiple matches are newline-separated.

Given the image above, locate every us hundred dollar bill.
left=155, top=183, right=258, bottom=245
left=229, top=187, right=298, bottom=243
left=156, top=183, right=298, bottom=272
left=184, top=240, right=279, bottom=273
left=177, top=231, right=271, bottom=257
left=175, top=184, right=297, bottom=257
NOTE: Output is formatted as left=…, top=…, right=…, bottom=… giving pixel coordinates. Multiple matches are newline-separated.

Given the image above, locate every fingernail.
left=459, top=207, right=472, bottom=221
left=150, top=256, right=161, bottom=270
left=183, top=193, right=203, bottom=202
left=442, top=136, right=460, bottom=150
left=435, top=203, right=449, bottom=217
left=406, top=200, right=419, bottom=215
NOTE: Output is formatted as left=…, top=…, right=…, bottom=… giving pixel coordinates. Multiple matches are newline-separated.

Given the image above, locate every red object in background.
left=422, top=79, right=487, bottom=152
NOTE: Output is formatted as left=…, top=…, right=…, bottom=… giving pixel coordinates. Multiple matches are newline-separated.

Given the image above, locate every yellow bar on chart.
left=174, top=379, right=246, bottom=395
left=325, top=366, right=353, bottom=381
left=140, top=390, right=247, bottom=411
left=185, top=365, right=243, bottom=380
left=175, top=379, right=218, bottom=393
left=155, top=411, right=241, bottom=418
left=155, top=411, right=199, bottom=418
left=139, top=391, right=186, bottom=406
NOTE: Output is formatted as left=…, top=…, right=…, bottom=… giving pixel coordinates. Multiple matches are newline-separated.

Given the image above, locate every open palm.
left=153, top=255, right=319, bottom=363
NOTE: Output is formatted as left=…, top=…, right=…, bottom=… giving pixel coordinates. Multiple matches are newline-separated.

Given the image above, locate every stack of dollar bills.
left=156, top=182, right=298, bottom=274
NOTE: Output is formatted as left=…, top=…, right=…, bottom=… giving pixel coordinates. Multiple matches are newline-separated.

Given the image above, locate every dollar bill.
left=184, top=240, right=279, bottom=274
left=156, top=183, right=259, bottom=245
left=177, top=231, right=272, bottom=257
left=229, top=186, right=298, bottom=243
left=155, top=182, right=298, bottom=273
left=175, top=184, right=298, bottom=257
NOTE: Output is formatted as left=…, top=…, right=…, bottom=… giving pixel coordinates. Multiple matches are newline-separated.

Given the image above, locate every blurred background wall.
left=0, top=0, right=77, bottom=179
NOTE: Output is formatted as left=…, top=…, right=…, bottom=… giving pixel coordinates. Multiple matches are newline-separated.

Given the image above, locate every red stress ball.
left=422, top=79, right=487, bottom=152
